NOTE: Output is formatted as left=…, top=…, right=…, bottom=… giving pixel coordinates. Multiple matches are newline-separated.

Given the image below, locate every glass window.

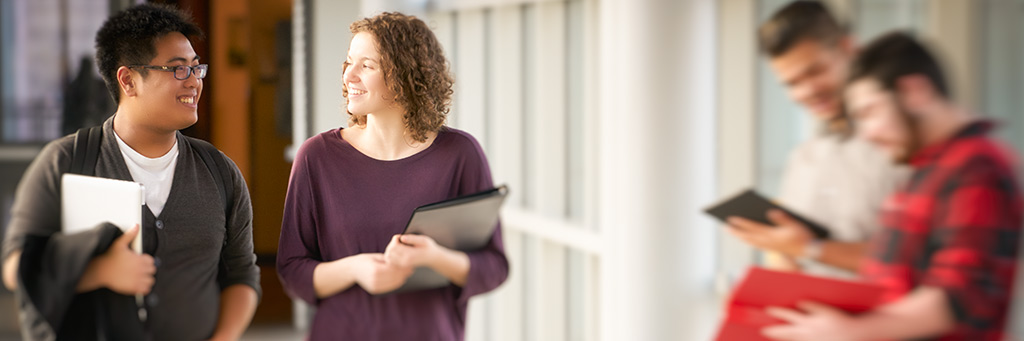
left=980, top=0, right=1024, bottom=336
left=1, top=0, right=111, bottom=144
left=981, top=0, right=1024, bottom=152
left=853, top=0, right=927, bottom=39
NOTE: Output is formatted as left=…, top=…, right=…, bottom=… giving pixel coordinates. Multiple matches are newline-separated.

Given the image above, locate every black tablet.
left=382, top=185, right=509, bottom=294
left=704, top=189, right=831, bottom=240
left=399, top=185, right=508, bottom=249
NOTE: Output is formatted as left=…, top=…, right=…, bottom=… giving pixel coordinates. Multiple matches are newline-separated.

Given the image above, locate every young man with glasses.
left=2, top=4, right=259, bottom=340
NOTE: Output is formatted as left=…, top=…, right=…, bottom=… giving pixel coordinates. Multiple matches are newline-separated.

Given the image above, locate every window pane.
left=854, top=0, right=926, bottom=39
left=1, top=0, right=111, bottom=143
left=567, top=0, right=585, bottom=222
left=755, top=0, right=814, bottom=196
left=981, top=1, right=1024, bottom=335
left=982, top=0, right=1024, bottom=151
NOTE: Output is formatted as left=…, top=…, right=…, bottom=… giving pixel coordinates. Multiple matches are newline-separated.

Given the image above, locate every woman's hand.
left=384, top=234, right=442, bottom=268
left=385, top=234, right=471, bottom=286
left=351, top=253, right=414, bottom=294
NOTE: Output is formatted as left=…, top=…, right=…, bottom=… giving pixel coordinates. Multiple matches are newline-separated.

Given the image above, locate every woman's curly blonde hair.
left=344, top=12, right=454, bottom=143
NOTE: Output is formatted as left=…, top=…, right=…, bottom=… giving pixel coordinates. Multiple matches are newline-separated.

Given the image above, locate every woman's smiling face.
left=343, top=32, right=398, bottom=117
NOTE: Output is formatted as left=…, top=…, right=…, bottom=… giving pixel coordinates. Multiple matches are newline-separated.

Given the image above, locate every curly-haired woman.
left=276, top=12, right=509, bottom=340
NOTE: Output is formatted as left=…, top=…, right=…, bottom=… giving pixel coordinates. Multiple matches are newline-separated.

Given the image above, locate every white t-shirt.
left=113, top=131, right=178, bottom=217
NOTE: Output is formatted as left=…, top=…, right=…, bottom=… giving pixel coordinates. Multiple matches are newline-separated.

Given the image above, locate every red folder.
left=714, top=267, right=887, bottom=341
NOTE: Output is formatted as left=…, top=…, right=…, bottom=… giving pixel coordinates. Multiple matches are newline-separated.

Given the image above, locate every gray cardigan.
left=3, top=116, right=261, bottom=340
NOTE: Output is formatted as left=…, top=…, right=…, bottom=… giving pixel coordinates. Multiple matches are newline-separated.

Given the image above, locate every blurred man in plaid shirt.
left=761, top=32, right=1023, bottom=341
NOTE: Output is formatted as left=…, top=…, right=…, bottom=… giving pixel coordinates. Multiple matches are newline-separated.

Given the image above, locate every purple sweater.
left=276, top=127, right=509, bottom=340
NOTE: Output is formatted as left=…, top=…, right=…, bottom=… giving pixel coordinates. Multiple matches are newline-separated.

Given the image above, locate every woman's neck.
left=347, top=111, right=435, bottom=161
left=365, top=113, right=409, bottom=157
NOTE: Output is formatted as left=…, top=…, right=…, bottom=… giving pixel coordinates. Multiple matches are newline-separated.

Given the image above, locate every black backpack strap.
left=189, top=137, right=234, bottom=242
left=69, top=126, right=117, bottom=338
left=70, top=126, right=102, bottom=176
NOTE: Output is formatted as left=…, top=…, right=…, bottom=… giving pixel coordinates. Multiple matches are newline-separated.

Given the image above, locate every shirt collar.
left=908, top=120, right=994, bottom=166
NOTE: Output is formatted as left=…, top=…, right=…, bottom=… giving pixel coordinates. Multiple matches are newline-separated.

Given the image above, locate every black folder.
left=384, top=185, right=509, bottom=294
left=704, top=189, right=831, bottom=240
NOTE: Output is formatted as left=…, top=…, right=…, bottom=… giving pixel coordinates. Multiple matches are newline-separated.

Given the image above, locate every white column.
left=452, top=9, right=487, bottom=143
left=715, top=0, right=758, bottom=297
left=484, top=5, right=525, bottom=341
left=525, top=3, right=569, bottom=339
left=291, top=0, right=309, bottom=149
left=310, top=0, right=361, bottom=137
left=598, top=1, right=719, bottom=340
left=449, top=9, right=489, bottom=340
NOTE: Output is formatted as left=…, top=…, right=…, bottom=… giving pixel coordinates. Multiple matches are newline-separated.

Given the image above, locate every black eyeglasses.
left=128, top=64, right=208, bottom=80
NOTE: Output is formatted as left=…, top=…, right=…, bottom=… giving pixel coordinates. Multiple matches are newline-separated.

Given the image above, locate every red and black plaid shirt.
left=860, top=121, right=1023, bottom=341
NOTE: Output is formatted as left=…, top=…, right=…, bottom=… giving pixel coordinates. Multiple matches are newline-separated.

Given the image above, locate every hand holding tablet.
left=704, top=189, right=831, bottom=240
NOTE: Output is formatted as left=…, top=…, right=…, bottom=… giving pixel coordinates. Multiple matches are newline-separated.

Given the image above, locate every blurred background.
left=0, top=0, right=1021, bottom=340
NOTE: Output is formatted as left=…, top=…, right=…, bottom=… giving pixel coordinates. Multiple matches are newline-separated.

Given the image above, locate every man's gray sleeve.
left=218, top=151, right=262, bottom=299
left=3, top=137, right=74, bottom=260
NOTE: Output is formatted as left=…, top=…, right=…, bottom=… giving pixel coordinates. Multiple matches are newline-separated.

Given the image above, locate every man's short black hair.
left=758, top=1, right=847, bottom=57
left=95, top=3, right=203, bottom=103
left=848, top=31, right=950, bottom=98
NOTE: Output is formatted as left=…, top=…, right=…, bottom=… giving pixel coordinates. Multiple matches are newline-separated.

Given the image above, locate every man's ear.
left=838, top=35, right=857, bottom=56
left=117, top=66, right=137, bottom=98
left=895, top=74, right=937, bottom=114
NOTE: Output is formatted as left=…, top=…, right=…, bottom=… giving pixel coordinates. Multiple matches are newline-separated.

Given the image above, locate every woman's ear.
left=117, top=66, right=137, bottom=98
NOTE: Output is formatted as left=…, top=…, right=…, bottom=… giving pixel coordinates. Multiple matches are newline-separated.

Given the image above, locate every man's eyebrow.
left=165, top=56, right=201, bottom=63
left=785, top=63, right=815, bottom=85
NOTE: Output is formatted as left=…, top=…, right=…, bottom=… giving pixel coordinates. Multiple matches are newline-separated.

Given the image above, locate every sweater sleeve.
left=218, top=152, right=262, bottom=299
left=2, top=137, right=72, bottom=260
left=276, top=139, right=324, bottom=305
left=452, top=133, right=510, bottom=303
